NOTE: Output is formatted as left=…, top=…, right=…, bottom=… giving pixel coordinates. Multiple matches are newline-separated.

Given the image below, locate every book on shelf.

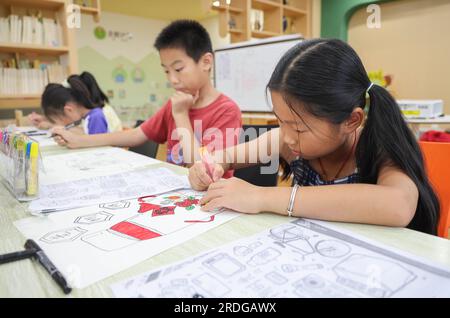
left=0, top=14, right=63, bottom=47
left=0, top=59, right=68, bottom=96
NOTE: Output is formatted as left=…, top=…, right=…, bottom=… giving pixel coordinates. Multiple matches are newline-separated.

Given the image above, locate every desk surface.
left=1, top=145, right=450, bottom=297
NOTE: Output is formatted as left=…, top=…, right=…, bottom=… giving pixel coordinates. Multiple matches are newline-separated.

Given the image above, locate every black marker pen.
left=25, top=240, right=72, bottom=294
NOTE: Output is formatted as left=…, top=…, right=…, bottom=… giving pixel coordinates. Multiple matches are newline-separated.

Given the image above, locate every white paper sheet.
left=111, top=219, right=450, bottom=298
left=14, top=189, right=240, bottom=289
left=40, top=147, right=159, bottom=185
left=12, top=126, right=57, bottom=147
left=29, top=167, right=189, bottom=213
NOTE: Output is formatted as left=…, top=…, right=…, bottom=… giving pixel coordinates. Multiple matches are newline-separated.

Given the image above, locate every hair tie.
left=367, top=82, right=375, bottom=93
left=61, top=79, right=71, bottom=89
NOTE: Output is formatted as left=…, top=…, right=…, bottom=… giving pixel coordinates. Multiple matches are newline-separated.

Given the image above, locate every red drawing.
left=152, top=206, right=176, bottom=217
left=111, top=221, right=162, bottom=240
left=175, top=198, right=199, bottom=208
left=138, top=202, right=161, bottom=213
left=138, top=195, right=156, bottom=202
left=138, top=195, right=160, bottom=213
left=184, top=215, right=215, bottom=223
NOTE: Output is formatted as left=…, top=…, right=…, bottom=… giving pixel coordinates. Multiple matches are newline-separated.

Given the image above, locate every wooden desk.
left=0, top=146, right=449, bottom=297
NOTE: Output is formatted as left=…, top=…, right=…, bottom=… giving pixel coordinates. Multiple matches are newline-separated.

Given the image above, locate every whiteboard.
left=214, top=34, right=303, bottom=112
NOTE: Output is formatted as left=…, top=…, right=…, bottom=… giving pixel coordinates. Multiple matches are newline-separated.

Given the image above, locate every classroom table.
left=1, top=145, right=450, bottom=297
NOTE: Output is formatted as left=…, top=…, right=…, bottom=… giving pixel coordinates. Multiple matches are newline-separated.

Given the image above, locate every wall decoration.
left=94, top=26, right=107, bottom=40
left=112, top=66, right=127, bottom=83
left=131, top=67, right=145, bottom=83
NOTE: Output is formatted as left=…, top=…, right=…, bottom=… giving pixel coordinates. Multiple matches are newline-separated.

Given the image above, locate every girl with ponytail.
left=32, top=72, right=122, bottom=133
left=41, top=75, right=110, bottom=134
left=189, top=38, right=439, bottom=235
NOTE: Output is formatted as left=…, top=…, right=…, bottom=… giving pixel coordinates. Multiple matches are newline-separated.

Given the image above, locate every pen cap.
left=26, top=142, right=32, bottom=157
left=17, top=136, right=24, bottom=150
left=24, top=239, right=41, bottom=252
left=30, top=142, right=39, bottom=158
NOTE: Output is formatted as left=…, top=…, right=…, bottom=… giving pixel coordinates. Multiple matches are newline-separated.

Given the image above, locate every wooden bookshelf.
left=76, top=0, right=101, bottom=22
left=212, top=0, right=311, bottom=43
left=0, top=0, right=66, bottom=10
left=0, top=0, right=78, bottom=110
left=0, top=42, right=70, bottom=55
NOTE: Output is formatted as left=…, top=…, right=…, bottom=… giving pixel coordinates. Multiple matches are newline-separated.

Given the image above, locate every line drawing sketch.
left=30, top=167, right=189, bottom=212
left=15, top=188, right=239, bottom=289
left=114, top=219, right=450, bottom=298
left=99, top=201, right=131, bottom=210
left=315, top=240, right=351, bottom=258
left=74, top=212, right=113, bottom=225
left=81, top=191, right=226, bottom=252
left=40, top=227, right=87, bottom=244
left=202, top=253, right=245, bottom=278
left=333, top=254, right=417, bottom=298
left=41, top=147, right=159, bottom=185
left=247, top=247, right=281, bottom=266
left=293, top=273, right=359, bottom=298
left=192, top=273, right=231, bottom=297
left=233, top=245, right=253, bottom=257
left=281, top=263, right=324, bottom=273
left=265, top=271, right=288, bottom=285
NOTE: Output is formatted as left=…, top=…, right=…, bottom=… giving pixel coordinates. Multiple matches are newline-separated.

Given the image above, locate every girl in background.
left=29, top=72, right=122, bottom=133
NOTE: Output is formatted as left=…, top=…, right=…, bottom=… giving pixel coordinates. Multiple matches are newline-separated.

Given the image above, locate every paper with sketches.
left=15, top=189, right=239, bottom=289
left=111, top=219, right=450, bottom=298
left=40, top=147, right=159, bottom=185
left=29, top=167, right=189, bottom=213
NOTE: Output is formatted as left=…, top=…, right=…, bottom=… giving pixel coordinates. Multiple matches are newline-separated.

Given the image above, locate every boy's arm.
left=211, top=128, right=282, bottom=170
left=51, top=126, right=148, bottom=149
left=171, top=92, right=201, bottom=165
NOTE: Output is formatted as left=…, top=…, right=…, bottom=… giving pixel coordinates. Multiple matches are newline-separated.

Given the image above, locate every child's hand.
left=188, top=161, right=224, bottom=191
left=171, top=91, right=199, bottom=115
left=28, top=112, right=52, bottom=129
left=199, top=177, right=264, bottom=214
left=51, top=127, right=83, bottom=149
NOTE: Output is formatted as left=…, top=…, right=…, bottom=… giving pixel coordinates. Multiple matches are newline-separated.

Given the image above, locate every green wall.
left=321, top=0, right=393, bottom=41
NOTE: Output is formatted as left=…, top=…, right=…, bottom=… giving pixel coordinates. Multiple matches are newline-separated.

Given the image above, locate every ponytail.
left=357, top=84, right=440, bottom=235
left=78, top=71, right=109, bottom=107
left=41, top=77, right=95, bottom=119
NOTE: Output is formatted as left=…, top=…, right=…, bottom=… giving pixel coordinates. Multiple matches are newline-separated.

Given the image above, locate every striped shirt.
left=291, top=158, right=360, bottom=186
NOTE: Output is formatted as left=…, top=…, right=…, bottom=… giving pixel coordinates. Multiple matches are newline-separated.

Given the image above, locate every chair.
left=419, top=141, right=450, bottom=238
left=233, top=124, right=279, bottom=187
left=128, top=120, right=159, bottom=159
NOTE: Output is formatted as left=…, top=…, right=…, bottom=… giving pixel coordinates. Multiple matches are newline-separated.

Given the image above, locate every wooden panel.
left=0, top=43, right=69, bottom=55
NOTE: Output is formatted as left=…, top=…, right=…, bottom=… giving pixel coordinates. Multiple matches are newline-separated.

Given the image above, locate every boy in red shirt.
left=52, top=20, right=241, bottom=178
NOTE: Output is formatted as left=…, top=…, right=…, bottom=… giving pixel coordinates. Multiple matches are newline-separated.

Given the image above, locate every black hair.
left=77, top=71, right=109, bottom=107
left=268, top=38, right=439, bottom=235
left=154, top=19, right=213, bottom=62
left=41, top=76, right=95, bottom=120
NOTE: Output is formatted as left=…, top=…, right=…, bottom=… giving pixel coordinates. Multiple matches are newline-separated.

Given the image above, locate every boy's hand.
left=51, top=127, right=84, bottom=149
left=171, top=91, right=199, bottom=116
left=188, top=161, right=224, bottom=191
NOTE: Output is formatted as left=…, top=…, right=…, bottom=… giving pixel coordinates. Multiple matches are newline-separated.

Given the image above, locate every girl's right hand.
left=188, top=162, right=225, bottom=191
left=51, top=127, right=83, bottom=149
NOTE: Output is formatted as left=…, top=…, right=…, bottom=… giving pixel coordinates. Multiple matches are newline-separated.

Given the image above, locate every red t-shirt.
left=140, top=94, right=242, bottom=178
